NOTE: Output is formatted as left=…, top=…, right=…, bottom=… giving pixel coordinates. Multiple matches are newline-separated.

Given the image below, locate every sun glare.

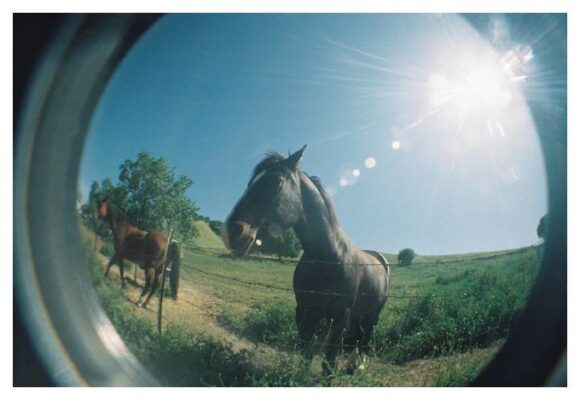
left=429, top=57, right=513, bottom=120
left=421, top=40, right=534, bottom=148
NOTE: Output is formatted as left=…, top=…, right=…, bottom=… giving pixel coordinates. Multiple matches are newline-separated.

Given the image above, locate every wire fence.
left=186, top=243, right=540, bottom=268
left=179, top=243, right=539, bottom=300
left=187, top=263, right=428, bottom=300
left=112, top=248, right=535, bottom=362
left=99, top=238, right=536, bottom=368
left=182, top=250, right=538, bottom=301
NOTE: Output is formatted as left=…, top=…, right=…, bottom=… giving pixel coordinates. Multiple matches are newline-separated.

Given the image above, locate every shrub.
left=240, top=301, right=296, bottom=346
left=375, top=270, right=526, bottom=363
left=398, top=248, right=416, bottom=266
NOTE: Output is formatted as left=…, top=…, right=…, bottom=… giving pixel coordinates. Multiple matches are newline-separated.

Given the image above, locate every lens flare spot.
left=339, top=178, right=348, bottom=187
left=352, top=168, right=361, bottom=177
left=392, top=140, right=401, bottom=150
left=364, top=157, right=376, bottom=169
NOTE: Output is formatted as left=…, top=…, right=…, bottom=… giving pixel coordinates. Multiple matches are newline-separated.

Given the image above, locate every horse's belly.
left=351, top=266, right=389, bottom=317
left=122, top=238, right=162, bottom=266
left=293, top=263, right=358, bottom=310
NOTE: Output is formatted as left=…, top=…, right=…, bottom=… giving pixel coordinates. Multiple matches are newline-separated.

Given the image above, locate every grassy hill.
left=192, top=220, right=226, bottom=250
left=382, top=245, right=540, bottom=265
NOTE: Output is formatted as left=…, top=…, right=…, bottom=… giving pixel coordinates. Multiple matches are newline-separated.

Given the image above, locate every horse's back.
left=121, top=229, right=168, bottom=266
left=144, top=230, right=168, bottom=260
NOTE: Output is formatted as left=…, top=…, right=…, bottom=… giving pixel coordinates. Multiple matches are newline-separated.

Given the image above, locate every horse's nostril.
left=224, top=221, right=255, bottom=253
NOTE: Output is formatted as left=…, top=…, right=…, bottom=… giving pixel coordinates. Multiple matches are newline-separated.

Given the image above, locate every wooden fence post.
left=157, top=228, right=175, bottom=335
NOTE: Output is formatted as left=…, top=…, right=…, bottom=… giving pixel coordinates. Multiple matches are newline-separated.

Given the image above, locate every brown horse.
left=222, top=146, right=390, bottom=374
left=95, top=198, right=181, bottom=307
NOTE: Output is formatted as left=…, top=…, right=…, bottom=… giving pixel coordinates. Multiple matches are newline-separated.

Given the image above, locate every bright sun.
left=425, top=43, right=532, bottom=135
left=429, top=64, right=510, bottom=120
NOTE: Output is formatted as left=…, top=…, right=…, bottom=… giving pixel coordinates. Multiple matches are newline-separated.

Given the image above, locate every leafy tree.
left=81, top=152, right=199, bottom=243
left=207, top=219, right=224, bottom=237
left=537, top=214, right=548, bottom=240
left=398, top=248, right=416, bottom=266
left=254, top=228, right=302, bottom=260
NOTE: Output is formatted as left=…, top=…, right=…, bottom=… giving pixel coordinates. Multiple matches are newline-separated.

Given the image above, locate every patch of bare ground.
left=96, top=253, right=292, bottom=368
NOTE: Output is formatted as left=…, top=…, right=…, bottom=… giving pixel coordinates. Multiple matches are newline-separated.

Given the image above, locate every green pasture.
left=85, top=223, right=540, bottom=386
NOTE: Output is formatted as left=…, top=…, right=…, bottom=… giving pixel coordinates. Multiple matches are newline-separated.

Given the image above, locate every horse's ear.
left=285, top=145, right=307, bottom=170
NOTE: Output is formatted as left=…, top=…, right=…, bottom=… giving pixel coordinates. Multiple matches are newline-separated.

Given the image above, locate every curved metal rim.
left=14, top=14, right=161, bottom=386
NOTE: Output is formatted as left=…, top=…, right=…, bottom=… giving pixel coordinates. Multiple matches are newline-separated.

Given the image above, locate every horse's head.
left=95, top=198, right=110, bottom=220
left=222, top=145, right=307, bottom=256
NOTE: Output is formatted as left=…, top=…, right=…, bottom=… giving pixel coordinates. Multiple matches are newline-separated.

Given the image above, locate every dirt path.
left=96, top=254, right=290, bottom=366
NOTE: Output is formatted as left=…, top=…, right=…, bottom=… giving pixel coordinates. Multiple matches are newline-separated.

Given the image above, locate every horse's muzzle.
left=222, top=220, right=258, bottom=256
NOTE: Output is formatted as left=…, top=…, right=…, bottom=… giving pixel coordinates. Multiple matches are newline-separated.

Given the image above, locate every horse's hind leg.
left=295, top=306, right=322, bottom=360
left=137, top=266, right=153, bottom=306
left=346, top=315, right=373, bottom=374
left=140, top=267, right=161, bottom=308
left=359, top=314, right=378, bottom=355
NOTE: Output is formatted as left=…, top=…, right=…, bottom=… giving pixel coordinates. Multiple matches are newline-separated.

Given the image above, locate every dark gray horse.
left=221, top=146, right=390, bottom=373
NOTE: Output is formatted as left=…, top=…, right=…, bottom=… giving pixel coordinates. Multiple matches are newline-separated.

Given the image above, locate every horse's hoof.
left=346, top=352, right=367, bottom=374
left=322, top=361, right=335, bottom=377
left=346, top=363, right=365, bottom=374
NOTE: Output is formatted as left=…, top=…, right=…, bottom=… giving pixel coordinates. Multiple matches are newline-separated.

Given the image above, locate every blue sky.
left=80, top=14, right=552, bottom=255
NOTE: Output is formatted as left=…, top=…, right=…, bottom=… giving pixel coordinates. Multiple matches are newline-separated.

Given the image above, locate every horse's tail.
left=167, top=240, right=181, bottom=299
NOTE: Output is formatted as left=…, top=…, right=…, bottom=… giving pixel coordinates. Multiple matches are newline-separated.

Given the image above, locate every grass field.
left=83, top=222, right=540, bottom=386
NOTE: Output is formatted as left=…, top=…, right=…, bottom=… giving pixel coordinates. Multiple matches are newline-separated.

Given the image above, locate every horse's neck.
left=293, top=174, right=352, bottom=259
left=106, top=206, right=127, bottom=239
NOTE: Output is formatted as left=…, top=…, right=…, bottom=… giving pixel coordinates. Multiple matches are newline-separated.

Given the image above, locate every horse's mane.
left=249, top=151, right=285, bottom=185
left=252, top=151, right=339, bottom=226
left=305, top=174, right=339, bottom=226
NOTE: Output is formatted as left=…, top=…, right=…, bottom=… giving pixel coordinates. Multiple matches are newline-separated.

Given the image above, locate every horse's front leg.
left=322, top=308, right=351, bottom=375
left=118, top=258, right=126, bottom=288
left=345, top=315, right=374, bottom=374
left=296, top=305, right=322, bottom=360
left=105, top=253, right=118, bottom=278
